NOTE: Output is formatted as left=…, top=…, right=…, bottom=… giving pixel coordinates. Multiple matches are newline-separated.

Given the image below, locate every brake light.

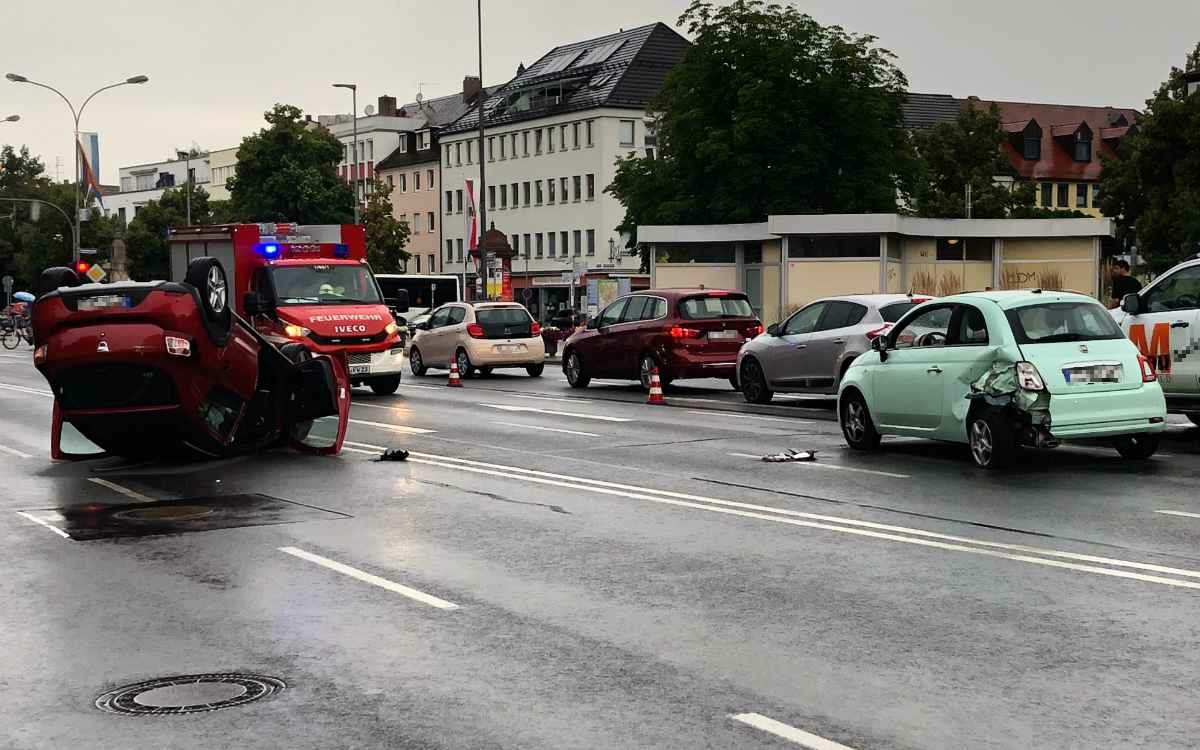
left=164, top=335, right=192, bottom=357
left=467, top=323, right=485, bottom=338
left=865, top=324, right=892, bottom=341
left=744, top=323, right=764, bottom=338
left=1015, top=361, right=1045, bottom=391
left=531, top=322, right=542, bottom=336
left=667, top=325, right=701, bottom=339
left=706, top=290, right=729, bottom=296
left=1138, top=354, right=1157, bottom=383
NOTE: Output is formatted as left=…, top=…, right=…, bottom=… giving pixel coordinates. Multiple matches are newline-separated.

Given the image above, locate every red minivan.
left=562, top=289, right=763, bottom=389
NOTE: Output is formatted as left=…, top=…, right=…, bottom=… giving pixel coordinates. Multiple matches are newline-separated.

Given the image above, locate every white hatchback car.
left=408, top=302, right=546, bottom=377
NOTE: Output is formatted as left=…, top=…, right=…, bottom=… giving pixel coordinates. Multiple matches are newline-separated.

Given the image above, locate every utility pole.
left=332, top=83, right=360, bottom=224
left=476, top=0, right=488, bottom=299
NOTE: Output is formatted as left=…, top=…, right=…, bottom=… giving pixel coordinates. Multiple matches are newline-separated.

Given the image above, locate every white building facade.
left=102, top=154, right=211, bottom=225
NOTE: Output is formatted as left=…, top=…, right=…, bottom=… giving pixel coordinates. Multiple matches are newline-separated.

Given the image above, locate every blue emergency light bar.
left=334, top=244, right=349, bottom=258
left=256, top=243, right=280, bottom=257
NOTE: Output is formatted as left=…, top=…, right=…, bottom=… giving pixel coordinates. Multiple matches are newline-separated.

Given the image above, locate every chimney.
left=462, top=75, right=482, bottom=104
left=378, top=95, right=397, bottom=117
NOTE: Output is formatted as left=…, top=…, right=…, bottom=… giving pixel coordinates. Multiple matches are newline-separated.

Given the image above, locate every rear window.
left=678, top=295, right=754, bottom=319
left=476, top=307, right=532, bottom=325
left=1005, top=301, right=1124, bottom=344
left=880, top=301, right=924, bottom=323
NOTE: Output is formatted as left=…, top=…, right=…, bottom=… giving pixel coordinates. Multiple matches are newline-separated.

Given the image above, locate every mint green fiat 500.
left=837, top=291, right=1167, bottom=469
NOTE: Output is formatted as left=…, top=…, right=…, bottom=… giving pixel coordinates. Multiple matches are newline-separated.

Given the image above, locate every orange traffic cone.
left=647, top=367, right=666, bottom=405
left=448, top=358, right=463, bottom=387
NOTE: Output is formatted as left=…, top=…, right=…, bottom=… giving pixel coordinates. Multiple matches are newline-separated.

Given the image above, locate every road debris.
left=378, top=448, right=409, bottom=462
left=761, top=449, right=817, bottom=463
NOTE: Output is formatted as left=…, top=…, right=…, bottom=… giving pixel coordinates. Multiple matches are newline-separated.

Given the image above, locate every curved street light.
left=5, top=72, right=149, bottom=262
left=2, top=114, right=18, bottom=123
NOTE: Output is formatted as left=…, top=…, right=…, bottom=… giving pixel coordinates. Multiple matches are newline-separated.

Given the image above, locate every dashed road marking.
left=1157, top=510, right=1200, bottom=520
left=347, top=418, right=436, bottom=434
left=478, top=403, right=633, bottom=422
left=492, top=421, right=600, bottom=437
left=510, top=393, right=600, bottom=404
left=278, top=546, right=459, bottom=610
left=727, top=453, right=909, bottom=479
left=87, top=477, right=154, bottom=502
left=0, top=382, right=52, bottom=398
left=731, top=713, right=857, bottom=749
left=687, top=409, right=813, bottom=425
left=15, top=511, right=69, bottom=539
left=0, top=443, right=34, bottom=459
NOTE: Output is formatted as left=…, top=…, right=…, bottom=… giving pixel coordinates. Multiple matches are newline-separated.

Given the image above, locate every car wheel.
left=739, top=358, right=773, bottom=404
left=409, top=347, right=427, bottom=376
left=527, top=363, right=545, bottom=377
left=1188, top=413, right=1200, bottom=427
left=1114, top=434, right=1160, bottom=460
left=0, top=329, right=19, bottom=351
left=564, top=349, right=590, bottom=388
left=369, top=376, right=401, bottom=396
left=968, top=410, right=1015, bottom=469
left=37, top=266, right=82, bottom=298
left=639, top=354, right=661, bottom=391
left=840, top=390, right=882, bottom=451
left=183, top=257, right=232, bottom=343
left=455, top=348, right=474, bottom=378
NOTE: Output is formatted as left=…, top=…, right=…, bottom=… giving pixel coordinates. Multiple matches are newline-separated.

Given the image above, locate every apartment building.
left=101, top=152, right=210, bottom=225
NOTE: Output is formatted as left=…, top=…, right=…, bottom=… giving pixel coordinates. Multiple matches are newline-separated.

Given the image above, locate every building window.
left=522, top=131, right=529, bottom=156
left=467, top=141, right=474, bottom=164
left=1092, top=183, right=1102, bottom=206
left=523, top=181, right=531, bottom=206
left=789, top=236, right=886, bottom=259
left=535, top=130, right=543, bottom=153
left=511, top=183, right=518, bottom=206
left=1074, top=137, right=1092, bottom=162
left=500, top=184, right=508, bottom=208
left=586, top=229, right=595, bottom=256
left=488, top=137, right=495, bottom=161
left=1076, top=184, right=1089, bottom=208
left=586, top=174, right=595, bottom=200
left=1040, top=182, right=1052, bottom=207
left=117, top=206, right=126, bottom=223
left=446, top=239, right=454, bottom=261
left=618, top=120, right=635, bottom=147
left=510, top=133, right=518, bottom=157
left=386, top=174, right=394, bottom=187
left=455, top=143, right=462, bottom=166
left=428, top=253, right=435, bottom=273
left=561, top=231, right=569, bottom=257
left=1056, top=183, right=1069, bottom=207
left=560, top=124, right=568, bottom=148
left=1023, top=137, right=1040, bottom=160
left=456, top=238, right=463, bottom=262
left=426, top=169, right=434, bottom=188
left=934, top=237, right=992, bottom=261
left=488, top=185, right=496, bottom=210
left=548, top=179, right=556, bottom=203
left=548, top=127, right=555, bottom=153
left=444, top=144, right=451, bottom=164
left=428, top=211, right=435, bottom=231
left=413, top=214, right=421, bottom=233
left=536, top=180, right=544, bottom=204
left=415, top=256, right=421, bottom=273
left=500, top=137, right=506, bottom=159
left=560, top=177, right=569, bottom=202
left=445, top=190, right=453, bottom=213
left=586, top=120, right=594, bottom=147
left=548, top=232, right=557, bottom=256
left=572, top=122, right=580, bottom=149
left=573, top=175, right=582, bottom=202
left=536, top=233, right=544, bottom=258
left=417, top=131, right=429, bottom=150
left=512, top=234, right=520, bottom=255
left=524, top=233, right=531, bottom=258
left=414, top=171, right=421, bottom=191
left=573, top=230, right=582, bottom=256
left=455, top=189, right=464, bottom=213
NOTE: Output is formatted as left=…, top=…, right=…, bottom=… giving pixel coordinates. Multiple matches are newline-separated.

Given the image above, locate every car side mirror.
left=244, top=291, right=273, bottom=316
left=871, top=335, right=890, bottom=361
left=415, top=320, right=432, bottom=331
left=766, top=323, right=780, bottom=336
left=393, top=314, right=408, bottom=327
left=1121, top=293, right=1142, bottom=315
left=586, top=317, right=599, bottom=330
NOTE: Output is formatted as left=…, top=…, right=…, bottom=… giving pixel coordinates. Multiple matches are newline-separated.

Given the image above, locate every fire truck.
left=168, top=223, right=407, bottom=394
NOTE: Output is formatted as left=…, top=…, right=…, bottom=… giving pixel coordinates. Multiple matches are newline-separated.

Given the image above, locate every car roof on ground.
left=948, top=290, right=1100, bottom=309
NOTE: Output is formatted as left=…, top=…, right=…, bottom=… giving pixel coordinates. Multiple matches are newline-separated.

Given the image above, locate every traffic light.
left=75, top=261, right=91, bottom=275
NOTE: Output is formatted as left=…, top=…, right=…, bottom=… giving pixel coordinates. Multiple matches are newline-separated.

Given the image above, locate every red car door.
left=588, top=298, right=630, bottom=378
left=608, top=295, right=651, bottom=379
left=289, top=353, right=352, bottom=456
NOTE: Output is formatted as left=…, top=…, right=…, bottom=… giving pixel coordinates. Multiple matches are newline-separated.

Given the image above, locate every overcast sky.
left=4, top=0, right=1197, bottom=184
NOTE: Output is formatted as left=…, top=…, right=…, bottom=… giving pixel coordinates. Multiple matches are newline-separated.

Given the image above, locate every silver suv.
left=737, top=294, right=933, bottom=403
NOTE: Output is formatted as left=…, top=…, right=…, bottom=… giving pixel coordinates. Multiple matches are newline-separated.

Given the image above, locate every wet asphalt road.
left=2, top=348, right=1200, bottom=749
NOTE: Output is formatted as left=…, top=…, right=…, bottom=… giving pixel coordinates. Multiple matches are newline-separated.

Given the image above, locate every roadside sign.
left=85, top=264, right=107, bottom=283
left=1, top=276, right=12, bottom=293
left=78, top=247, right=98, bottom=255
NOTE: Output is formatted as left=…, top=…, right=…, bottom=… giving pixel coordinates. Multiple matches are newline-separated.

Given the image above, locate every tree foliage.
left=609, top=0, right=915, bottom=265
left=362, top=178, right=410, bottom=273
left=228, top=104, right=355, bottom=224
left=1099, top=44, right=1200, bottom=271
left=123, top=185, right=213, bottom=280
left=910, top=103, right=1038, bottom=218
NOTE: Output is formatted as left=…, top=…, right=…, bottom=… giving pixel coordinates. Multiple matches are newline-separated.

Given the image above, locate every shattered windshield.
left=1006, top=301, right=1124, bottom=344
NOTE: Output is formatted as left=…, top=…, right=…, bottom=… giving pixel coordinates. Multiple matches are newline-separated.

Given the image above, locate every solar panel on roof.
left=575, top=40, right=625, bottom=68
left=540, top=50, right=584, bottom=75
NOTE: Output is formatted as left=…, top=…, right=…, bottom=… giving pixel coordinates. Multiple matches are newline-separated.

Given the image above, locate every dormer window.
left=1004, top=118, right=1042, bottom=161
left=417, top=131, right=430, bottom=150
left=1023, top=136, right=1040, bottom=160
left=1074, top=132, right=1092, bottom=162
left=1052, top=121, right=1092, bottom=162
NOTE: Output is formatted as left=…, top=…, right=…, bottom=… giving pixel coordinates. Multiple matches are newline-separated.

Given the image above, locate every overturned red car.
left=31, top=257, right=350, bottom=460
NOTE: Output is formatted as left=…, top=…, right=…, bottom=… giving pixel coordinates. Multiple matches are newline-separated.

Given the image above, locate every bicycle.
left=0, top=313, right=32, bottom=350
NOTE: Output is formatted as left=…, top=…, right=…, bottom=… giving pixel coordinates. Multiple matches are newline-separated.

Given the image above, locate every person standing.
left=1109, top=259, right=1142, bottom=308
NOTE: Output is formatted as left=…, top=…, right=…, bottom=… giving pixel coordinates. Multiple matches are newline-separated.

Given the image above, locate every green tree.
left=911, top=103, right=1038, bottom=218
left=229, top=104, right=355, bottom=224
left=362, top=178, right=409, bottom=272
left=1099, top=44, right=1200, bottom=271
left=124, top=186, right=213, bottom=280
left=609, top=0, right=915, bottom=267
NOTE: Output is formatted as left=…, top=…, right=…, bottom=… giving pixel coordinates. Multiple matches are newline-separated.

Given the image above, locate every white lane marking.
left=727, top=453, right=909, bottom=479
left=345, top=440, right=388, bottom=450
left=492, top=421, right=600, bottom=437
left=394, top=382, right=444, bottom=390
left=0, top=444, right=34, bottom=459
left=671, top=397, right=723, bottom=403
left=404, top=452, right=1200, bottom=588
left=511, top=393, right=600, bottom=404
left=87, top=477, right=155, bottom=502
left=0, top=382, right=52, bottom=398
left=731, top=713, right=856, bottom=749
left=15, top=511, right=70, bottom=539
left=687, top=409, right=814, bottom=425
left=347, top=418, right=436, bottom=434
left=343, top=446, right=380, bottom=456
left=1157, top=510, right=1200, bottom=520
left=478, top=403, right=633, bottom=422
left=278, top=546, right=459, bottom=610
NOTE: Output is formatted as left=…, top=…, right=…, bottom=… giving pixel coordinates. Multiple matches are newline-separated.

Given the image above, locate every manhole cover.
left=95, top=673, right=285, bottom=715
left=112, top=505, right=214, bottom=522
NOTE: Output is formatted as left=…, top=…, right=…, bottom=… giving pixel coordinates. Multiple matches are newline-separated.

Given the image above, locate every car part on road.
left=739, top=357, right=773, bottom=404
left=378, top=447, right=409, bottom=461
left=761, top=449, right=817, bottom=462
left=95, top=673, right=285, bottom=715
left=1114, top=433, right=1160, bottom=459
left=840, top=391, right=881, bottom=451
left=409, top=346, right=427, bottom=376
left=368, top=375, right=401, bottom=395
left=564, top=349, right=590, bottom=388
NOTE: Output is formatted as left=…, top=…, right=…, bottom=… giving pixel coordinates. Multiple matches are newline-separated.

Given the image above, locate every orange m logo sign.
left=1129, top=323, right=1172, bottom=374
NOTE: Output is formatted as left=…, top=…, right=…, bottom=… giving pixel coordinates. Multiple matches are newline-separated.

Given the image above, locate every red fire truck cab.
left=168, top=223, right=406, bottom=394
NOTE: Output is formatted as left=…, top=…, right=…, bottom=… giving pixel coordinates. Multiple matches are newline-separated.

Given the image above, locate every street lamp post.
left=5, top=73, right=149, bottom=263
left=332, top=83, right=359, bottom=224
left=2, top=114, right=18, bottom=123
left=475, top=0, right=488, bottom=299
left=0, top=197, right=78, bottom=257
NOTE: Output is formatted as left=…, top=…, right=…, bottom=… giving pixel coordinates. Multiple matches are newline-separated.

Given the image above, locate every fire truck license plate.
left=349, top=364, right=371, bottom=376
